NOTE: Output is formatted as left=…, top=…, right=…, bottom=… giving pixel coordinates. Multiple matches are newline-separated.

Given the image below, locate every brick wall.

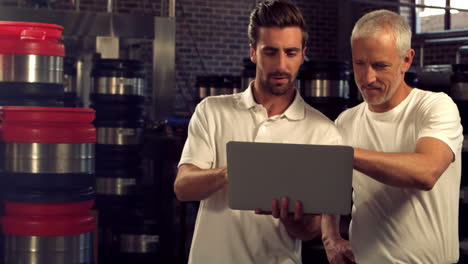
left=413, top=43, right=468, bottom=66
left=174, top=0, right=341, bottom=116
left=1, top=0, right=466, bottom=116
left=174, top=0, right=252, bottom=115
left=297, top=0, right=339, bottom=61
left=0, top=0, right=162, bottom=13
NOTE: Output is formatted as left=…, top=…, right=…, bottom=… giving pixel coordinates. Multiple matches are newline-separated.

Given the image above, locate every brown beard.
left=260, top=72, right=295, bottom=96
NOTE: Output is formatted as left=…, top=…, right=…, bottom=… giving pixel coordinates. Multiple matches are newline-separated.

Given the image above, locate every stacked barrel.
left=0, top=22, right=97, bottom=264
left=299, top=61, right=351, bottom=120
left=90, top=58, right=160, bottom=263
left=195, top=75, right=241, bottom=102
left=90, top=58, right=145, bottom=208
left=0, top=107, right=96, bottom=264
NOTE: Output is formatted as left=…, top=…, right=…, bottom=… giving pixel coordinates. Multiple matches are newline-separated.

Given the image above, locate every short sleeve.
left=417, top=94, right=463, bottom=155
left=178, top=100, right=214, bottom=169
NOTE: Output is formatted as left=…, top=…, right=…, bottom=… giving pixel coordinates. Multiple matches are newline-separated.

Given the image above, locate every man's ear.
left=250, top=44, right=257, bottom=64
left=401, top=49, right=415, bottom=73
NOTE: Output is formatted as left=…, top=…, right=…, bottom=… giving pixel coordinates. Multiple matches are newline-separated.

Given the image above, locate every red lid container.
left=4, top=200, right=94, bottom=216
left=0, top=21, right=64, bottom=56
left=0, top=106, right=96, bottom=143
left=2, top=214, right=96, bottom=236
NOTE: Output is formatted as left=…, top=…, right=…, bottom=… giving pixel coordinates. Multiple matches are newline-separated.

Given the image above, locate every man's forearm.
left=321, top=214, right=341, bottom=242
left=353, top=137, right=452, bottom=190
left=174, top=164, right=228, bottom=201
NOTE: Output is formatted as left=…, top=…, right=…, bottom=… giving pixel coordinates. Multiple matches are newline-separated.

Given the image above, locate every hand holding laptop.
left=255, top=196, right=321, bottom=240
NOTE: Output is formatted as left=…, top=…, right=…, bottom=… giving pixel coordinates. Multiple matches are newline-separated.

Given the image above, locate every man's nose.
left=362, top=66, right=377, bottom=85
left=274, top=52, right=287, bottom=72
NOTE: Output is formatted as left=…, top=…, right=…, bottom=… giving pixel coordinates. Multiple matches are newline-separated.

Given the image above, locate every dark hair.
left=248, top=0, right=308, bottom=48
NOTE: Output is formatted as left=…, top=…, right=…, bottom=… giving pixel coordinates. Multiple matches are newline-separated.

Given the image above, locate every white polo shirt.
left=179, top=86, right=342, bottom=264
left=336, top=88, right=463, bottom=264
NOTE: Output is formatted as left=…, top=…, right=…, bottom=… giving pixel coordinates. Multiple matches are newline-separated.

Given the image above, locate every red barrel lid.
left=0, top=21, right=64, bottom=56
left=0, top=106, right=95, bottom=123
left=4, top=200, right=94, bottom=216
left=2, top=215, right=96, bottom=236
left=0, top=106, right=96, bottom=143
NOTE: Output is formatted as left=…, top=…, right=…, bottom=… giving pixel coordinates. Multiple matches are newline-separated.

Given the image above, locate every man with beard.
left=321, top=10, right=463, bottom=264
left=174, top=0, right=342, bottom=263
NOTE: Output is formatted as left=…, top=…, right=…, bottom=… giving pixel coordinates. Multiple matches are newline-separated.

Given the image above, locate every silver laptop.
left=227, top=141, right=353, bottom=215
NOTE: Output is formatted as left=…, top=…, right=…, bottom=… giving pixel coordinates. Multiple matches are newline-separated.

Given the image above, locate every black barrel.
left=0, top=107, right=96, bottom=203
left=97, top=207, right=159, bottom=264
left=451, top=64, right=468, bottom=101
left=405, top=70, right=419, bottom=88
left=91, top=58, right=145, bottom=105
left=299, top=61, right=351, bottom=120
left=230, top=75, right=242, bottom=94
left=64, top=57, right=81, bottom=107
left=461, top=239, right=468, bottom=264
left=417, top=64, right=452, bottom=94
left=196, top=75, right=238, bottom=102
left=92, top=103, right=145, bottom=122
left=451, top=65, right=468, bottom=155
left=348, top=72, right=362, bottom=108
left=0, top=22, right=66, bottom=107
left=209, top=75, right=233, bottom=96
left=196, top=76, right=210, bottom=102
left=241, top=58, right=256, bottom=91
left=91, top=58, right=147, bottom=264
left=116, top=218, right=160, bottom=264
left=0, top=82, right=64, bottom=107
left=95, top=168, right=141, bottom=205
left=2, top=201, right=95, bottom=264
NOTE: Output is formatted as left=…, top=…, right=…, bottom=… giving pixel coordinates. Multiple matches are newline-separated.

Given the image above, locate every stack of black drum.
left=0, top=21, right=98, bottom=264
left=90, top=58, right=160, bottom=263
left=299, top=61, right=351, bottom=120
left=450, top=63, right=468, bottom=262
left=195, top=75, right=241, bottom=102
left=0, top=107, right=96, bottom=264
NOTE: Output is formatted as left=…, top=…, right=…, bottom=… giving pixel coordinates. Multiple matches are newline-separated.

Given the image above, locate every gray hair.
left=351, top=9, right=411, bottom=58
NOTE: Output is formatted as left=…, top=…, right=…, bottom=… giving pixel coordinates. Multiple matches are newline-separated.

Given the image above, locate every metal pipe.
left=423, top=37, right=468, bottom=44
left=107, top=0, right=113, bottom=13
left=419, top=45, right=424, bottom=67
left=347, top=0, right=468, bottom=13
left=169, top=0, right=175, bottom=18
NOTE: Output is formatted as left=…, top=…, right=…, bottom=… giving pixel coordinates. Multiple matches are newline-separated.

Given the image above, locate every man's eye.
left=374, top=64, right=388, bottom=69
left=287, top=52, right=297, bottom=57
